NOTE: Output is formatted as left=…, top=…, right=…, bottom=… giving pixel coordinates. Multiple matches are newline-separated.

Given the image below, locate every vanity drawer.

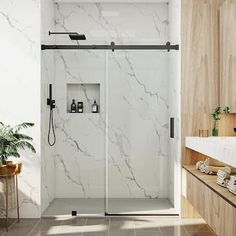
left=186, top=172, right=206, bottom=218
left=184, top=168, right=236, bottom=236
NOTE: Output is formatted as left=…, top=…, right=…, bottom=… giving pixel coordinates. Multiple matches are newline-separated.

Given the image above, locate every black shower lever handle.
left=50, top=99, right=55, bottom=110
left=170, top=117, right=174, bottom=138
left=47, top=84, right=55, bottom=110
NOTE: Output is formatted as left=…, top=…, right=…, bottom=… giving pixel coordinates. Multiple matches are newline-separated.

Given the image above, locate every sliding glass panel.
left=107, top=50, right=175, bottom=214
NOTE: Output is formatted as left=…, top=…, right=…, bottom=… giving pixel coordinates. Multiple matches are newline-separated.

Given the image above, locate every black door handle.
left=170, top=117, right=174, bottom=138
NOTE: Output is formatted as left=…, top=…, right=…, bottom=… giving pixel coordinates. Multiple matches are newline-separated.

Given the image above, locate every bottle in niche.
left=71, top=99, right=76, bottom=113
left=92, top=100, right=99, bottom=113
left=77, top=102, right=83, bottom=113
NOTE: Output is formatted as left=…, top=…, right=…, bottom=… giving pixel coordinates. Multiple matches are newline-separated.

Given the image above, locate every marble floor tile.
left=135, top=230, right=162, bottom=236
left=160, top=226, right=181, bottom=236
left=82, top=218, right=109, bottom=236
left=159, top=226, right=189, bottom=236
left=60, top=216, right=87, bottom=226
left=85, top=218, right=109, bottom=226
left=134, top=217, right=180, bottom=231
left=2, top=219, right=38, bottom=236
left=30, top=218, right=65, bottom=233
left=134, top=222, right=162, bottom=232
left=83, top=232, right=109, bottom=236
left=0, top=219, right=17, bottom=235
left=109, top=230, right=135, bottom=236
left=110, top=218, right=135, bottom=230
left=0, top=217, right=217, bottom=236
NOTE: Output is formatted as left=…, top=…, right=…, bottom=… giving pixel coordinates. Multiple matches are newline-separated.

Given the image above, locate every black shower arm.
left=49, top=31, right=79, bottom=35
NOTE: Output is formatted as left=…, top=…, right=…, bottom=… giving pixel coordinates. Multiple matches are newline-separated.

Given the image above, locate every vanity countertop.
left=185, top=136, right=236, bottom=167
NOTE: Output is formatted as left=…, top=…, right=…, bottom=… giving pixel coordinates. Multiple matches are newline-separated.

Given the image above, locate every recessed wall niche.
left=67, top=83, right=100, bottom=113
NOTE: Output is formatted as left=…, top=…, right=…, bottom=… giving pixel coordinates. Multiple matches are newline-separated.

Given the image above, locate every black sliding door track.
left=105, top=213, right=179, bottom=216
left=41, top=41, right=179, bottom=51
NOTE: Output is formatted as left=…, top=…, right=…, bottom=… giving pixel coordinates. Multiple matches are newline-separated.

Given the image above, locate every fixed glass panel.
left=42, top=49, right=106, bottom=216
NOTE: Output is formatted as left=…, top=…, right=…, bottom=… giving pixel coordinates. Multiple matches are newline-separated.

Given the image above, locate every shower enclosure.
left=41, top=1, right=181, bottom=217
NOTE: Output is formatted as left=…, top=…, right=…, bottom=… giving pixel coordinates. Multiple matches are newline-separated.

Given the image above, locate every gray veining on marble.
left=53, top=3, right=170, bottom=201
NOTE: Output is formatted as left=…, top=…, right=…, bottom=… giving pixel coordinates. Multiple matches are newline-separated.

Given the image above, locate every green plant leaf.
left=14, top=141, right=36, bottom=153
left=13, top=133, right=33, bottom=141
left=0, top=122, right=36, bottom=162
left=13, top=122, right=34, bottom=132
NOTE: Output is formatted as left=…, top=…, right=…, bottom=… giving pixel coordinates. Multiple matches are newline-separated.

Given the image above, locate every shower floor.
left=42, top=198, right=177, bottom=217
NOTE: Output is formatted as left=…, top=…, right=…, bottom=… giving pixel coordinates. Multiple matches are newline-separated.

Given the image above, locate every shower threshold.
left=42, top=198, right=178, bottom=218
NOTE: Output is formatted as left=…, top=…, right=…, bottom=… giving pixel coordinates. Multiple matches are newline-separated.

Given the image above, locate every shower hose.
left=48, top=108, right=56, bottom=146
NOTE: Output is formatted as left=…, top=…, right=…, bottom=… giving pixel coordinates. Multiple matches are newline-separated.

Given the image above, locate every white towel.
left=217, top=178, right=229, bottom=187
left=217, top=169, right=230, bottom=179
left=227, top=184, right=236, bottom=194
left=196, top=161, right=204, bottom=170
left=229, top=176, right=236, bottom=184
left=200, top=163, right=207, bottom=173
left=204, top=166, right=225, bottom=175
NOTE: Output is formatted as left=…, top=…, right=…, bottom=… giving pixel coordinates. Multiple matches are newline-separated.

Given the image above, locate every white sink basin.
left=185, top=136, right=236, bottom=167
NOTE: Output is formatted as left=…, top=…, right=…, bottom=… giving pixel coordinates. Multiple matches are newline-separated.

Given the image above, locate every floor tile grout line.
left=27, top=219, right=41, bottom=236
left=133, top=219, right=137, bottom=236
left=159, top=226, right=164, bottom=236
left=82, top=218, right=88, bottom=236
left=108, top=217, right=110, bottom=236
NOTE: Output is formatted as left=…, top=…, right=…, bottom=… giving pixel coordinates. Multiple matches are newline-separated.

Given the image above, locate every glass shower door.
left=106, top=49, right=175, bottom=215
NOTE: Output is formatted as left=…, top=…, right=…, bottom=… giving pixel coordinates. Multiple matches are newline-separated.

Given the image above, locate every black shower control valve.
left=50, top=100, right=55, bottom=109
left=47, top=84, right=56, bottom=146
left=47, top=99, right=55, bottom=110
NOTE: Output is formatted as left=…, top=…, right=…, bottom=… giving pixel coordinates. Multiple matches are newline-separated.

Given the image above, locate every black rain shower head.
left=69, top=33, right=86, bottom=40
left=48, top=31, right=86, bottom=40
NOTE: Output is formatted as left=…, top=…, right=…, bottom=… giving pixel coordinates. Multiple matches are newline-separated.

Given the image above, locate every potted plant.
left=0, top=122, right=36, bottom=167
left=212, top=106, right=230, bottom=136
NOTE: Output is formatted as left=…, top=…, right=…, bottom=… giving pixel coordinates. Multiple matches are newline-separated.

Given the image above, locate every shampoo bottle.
left=92, top=100, right=99, bottom=113
left=71, top=99, right=76, bottom=113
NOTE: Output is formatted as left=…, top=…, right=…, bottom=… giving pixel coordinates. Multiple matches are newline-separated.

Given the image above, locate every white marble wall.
left=41, top=0, right=55, bottom=214
left=54, top=50, right=106, bottom=198
left=53, top=2, right=174, bottom=201
left=107, top=50, right=170, bottom=198
left=55, top=3, right=168, bottom=44
left=0, top=0, right=41, bottom=217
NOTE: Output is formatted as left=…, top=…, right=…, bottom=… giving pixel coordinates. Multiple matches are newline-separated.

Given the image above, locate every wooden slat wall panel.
left=220, top=0, right=236, bottom=112
left=218, top=113, right=236, bottom=136
left=181, top=0, right=223, bottom=165
left=181, top=0, right=236, bottom=221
